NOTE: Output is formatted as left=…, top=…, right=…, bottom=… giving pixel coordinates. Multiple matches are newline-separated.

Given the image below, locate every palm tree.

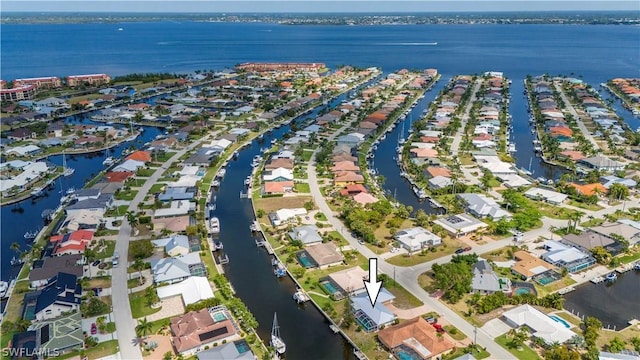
left=10, top=242, right=21, bottom=256
left=136, top=317, right=153, bottom=344
left=133, top=259, right=147, bottom=286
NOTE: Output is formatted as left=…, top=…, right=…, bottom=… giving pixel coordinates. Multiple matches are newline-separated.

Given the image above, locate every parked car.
left=358, top=239, right=365, bottom=245
left=455, top=248, right=465, bottom=254
left=463, top=246, right=472, bottom=252
left=91, top=323, right=97, bottom=335
left=425, top=316, right=437, bottom=324
left=92, top=260, right=100, bottom=266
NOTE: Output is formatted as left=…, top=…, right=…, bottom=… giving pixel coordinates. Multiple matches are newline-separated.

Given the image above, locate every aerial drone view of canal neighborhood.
left=1, top=9, right=640, bottom=360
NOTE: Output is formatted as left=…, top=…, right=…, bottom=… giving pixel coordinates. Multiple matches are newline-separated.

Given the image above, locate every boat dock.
left=615, top=264, right=634, bottom=273
left=558, top=286, right=575, bottom=295
left=591, top=276, right=604, bottom=284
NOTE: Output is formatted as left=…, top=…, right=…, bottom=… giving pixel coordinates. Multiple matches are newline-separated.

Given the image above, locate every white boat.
left=62, top=151, right=75, bottom=177
left=210, top=217, right=220, bottom=234
left=211, top=180, right=220, bottom=188
left=507, top=143, right=517, bottom=153
left=634, top=262, right=640, bottom=271
left=31, top=187, right=45, bottom=198
left=103, top=156, right=115, bottom=166
left=24, top=230, right=38, bottom=240
left=213, top=241, right=223, bottom=251
left=244, top=177, right=251, bottom=186
left=217, top=168, right=226, bottom=179
left=0, top=281, right=8, bottom=298
left=271, top=313, right=286, bottom=355
left=293, top=290, right=310, bottom=304
left=605, top=273, right=617, bottom=282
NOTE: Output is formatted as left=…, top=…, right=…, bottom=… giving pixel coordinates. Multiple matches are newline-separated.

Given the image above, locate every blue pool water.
left=549, top=315, right=571, bottom=329
left=212, top=311, right=227, bottom=322
left=514, top=287, right=533, bottom=296
left=197, top=170, right=206, bottom=177
left=298, top=253, right=315, bottom=268
left=235, top=340, right=250, bottom=353
left=396, top=349, right=421, bottom=360
left=321, top=281, right=339, bottom=295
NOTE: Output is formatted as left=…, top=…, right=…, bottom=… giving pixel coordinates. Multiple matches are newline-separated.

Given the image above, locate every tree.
left=630, top=337, right=640, bottom=353
left=342, top=296, right=355, bottom=329
left=511, top=327, right=530, bottom=349
left=303, top=201, right=315, bottom=211
left=608, top=183, right=629, bottom=201
left=127, top=211, right=139, bottom=230
left=81, top=297, right=110, bottom=317
left=96, top=316, right=107, bottom=334
left=136, top=317, right=153, bottom=343
left=10, top=242, right=20, bottom=255
left=590, top=246, right=612, bottom=265
left=608, top=337, right=627, bottom=353
left=133, top=259, right=147, bottom=285
left=582, top=317, right=602, bottom=348
left=145, top=286, right=159, bottom=307
left=544, top=344, right=580, bottom=360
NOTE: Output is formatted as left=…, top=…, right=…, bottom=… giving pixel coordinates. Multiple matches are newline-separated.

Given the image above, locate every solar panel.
left=198, top=327, right=229, bottom=342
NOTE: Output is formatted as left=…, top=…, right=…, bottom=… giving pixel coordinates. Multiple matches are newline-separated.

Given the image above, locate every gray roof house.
left=471, top=260, right=512, bottom=294
left=457, top=193, right=511, bottom=220
left=428, top=175, right=453, bottom=190
left=288, top=225, right=323, bottom=245
left=196, top=340, right=256, bottom=360
left=579, top=155, right=624, bottom=172
left=158, top=186, right=196, bottom=201
left=350, top=288, right=396, bottom=332
left=150, top=252, right=205, bottom=284
left=152, top=234, right=191, bottom=257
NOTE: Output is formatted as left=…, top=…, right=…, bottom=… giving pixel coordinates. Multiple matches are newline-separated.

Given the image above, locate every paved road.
left=554, top=82, right=600, bottom=149
left=450, top=79, right=482, bottom=154
left=112, top=136, right=211, bottom=360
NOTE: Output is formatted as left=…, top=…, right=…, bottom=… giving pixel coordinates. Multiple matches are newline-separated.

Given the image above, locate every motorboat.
left=103, top=157, right=116, bottom=166
left=0, top=281, right=8, bottom=298
left=605, top=273, right=617, bottom=282
left=24, top=230, right=38, bottom=240
left=209, top=217, right=220, bottom=234
left=31, top=187, right=45, bottom=198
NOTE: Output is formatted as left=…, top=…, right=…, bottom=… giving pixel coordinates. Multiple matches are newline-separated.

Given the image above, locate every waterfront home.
left=541, top=240, right=596, bottom=273
left=289, top=225, right=323, bottom=245
left=265, top=158, right=294, bottom=170
left=262, top=181, right=294, bottom=195
left=23, top=272, right=81, bottom=321
left=353, top=192, right=378, bottom=205
left=457, top=193, right=511, bottom=220
left=350, top=288, right=396, bottom=332
left=170, top=306, right=240, bottom=356
left=336, top=133, right=365, bottom=148
left=559, top=150, right=587, bottom=162
left=0, top=161, right=49, bottom=195
left=511, top=250, right=557, bottom=281
left=126, top=150, right=152, bottom=162
left=62, top=209, right=104, bottom=232
left=7, top=127, right=36, bottom=141
left=105, top=171, right=135, bottom=183
left=410, top=147, right=438, bottom=159
left=334, top=171, right=365, bottom=186
left=154, top=200, right=194, bottom=218
left=11, top=312, right=83, bottom=358
left=195, top=340, right=256, bottom=360
left=326, top=266, right=368, bottom=296
left=332, top=152, right=358, bottom=163
left=29, top=254, right=84, bottom=289
left=579, top=155, right=625, bottom=172
left=428, top=175, right=453, bottom=190
left=433, top=214, right=488, bottom=237
left=184, top=148, right=218, bottom=166
left=501, top=305, right=575, bottom=345
left=339, top=184, right=368, bottom=197
left=524, top=187, right=568, bottom=205
left=151, top=252, right=205, bottom=284
left=561, top=232, right=622, bottom=256
left=377, top=317, right=455, bottom=360
left=474, top=155, right=516, bottom=175
left=269, top=208, right=307, bottom=226
left=157, top=276, right=214, bottom=306
left=152, top=234, right=191, bottom=257
left=497, top=174, right=532, bottom=188
left=112, top=159, right=145, bottom=172
left=589, top=222, right=640, bottom=245
left=158, top=186, right=196, bottom=201
left=49, top=230, right=94, bottom=256
left=153, top=215, right=191, bottom=233
left=424, top=166, right=451, bottom=179
left=263, top=167, right=294, bottom=182
left=301, top=242, right=345, bottom=269
left=65, top=194, right=112, bottom=216
left=393, top=227, right=442, bottom=252
left=6, top=144, right=42, bottom=156
left=331, top=161, right=360, bottom=172
left=273, top=149, right=295, bottom=160
left=471, top=260, right=512, bottom=294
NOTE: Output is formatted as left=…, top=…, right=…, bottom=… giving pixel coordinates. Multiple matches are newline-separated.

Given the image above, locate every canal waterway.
left=208, top=91, right=360, bottom=359
left=563, top=271, right=640, bottom=330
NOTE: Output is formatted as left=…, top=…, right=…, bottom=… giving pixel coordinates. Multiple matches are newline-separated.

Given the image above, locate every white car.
left=357, top=239, right=365, bottom=245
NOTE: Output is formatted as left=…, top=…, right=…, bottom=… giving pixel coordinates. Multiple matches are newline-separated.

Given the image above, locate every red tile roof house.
left=170, top=308, right=240, bottom=356
left=265, top=158, right=294, bottom=170
left=559, top=150, right=587, bottom=162
left=424, top=167, right=451, bottom=179
left=410, top=148, right=438, bottom=159
left=332, top=153, right=358, bottom=163
left=128, top=103, right=150, bottom=111
left=262, top=181, right=294, bottom=195
left=420, top=136, right=439, bottom=144
left=50, top=230, right=94, bottom=256
left=339, top=184, right=368, bottom=197
left=106, top=171, right=135, bottom=183
left=334, top=171, right=365, bottom=185
left=126, top=150, right=152, bottom=162
left=331, top=161, right=361, bottom=172
left=378, top=317, right=455, bottom=360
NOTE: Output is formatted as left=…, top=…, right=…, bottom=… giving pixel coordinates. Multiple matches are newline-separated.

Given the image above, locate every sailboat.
left=62, top=151, right=75, bottom=176
left=103, top=146, right=115, bottom=166
left=271, top=313, right=286, bottom=355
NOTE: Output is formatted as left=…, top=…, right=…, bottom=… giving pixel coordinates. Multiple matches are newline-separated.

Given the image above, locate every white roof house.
left=168, top=174, right=200, bottom=188
left=178, top=165, right=200, bottom=176
left=289, top=225, right=323, bottom=245
left=0, top=161, right=49, bottom=193
left=524, top=187, right=568, bottom=205
left=502, top=305, right=575, bottom=345
left=156, top=276, right=214, bottom=306
left=428, top=175, right=453, bottom=189
left=327, top=266, right=368, bottom=295
left=541, top=240, right=595, bottom=272
left=152, top=234, right=191, bottom=256
left=458, top=193, right=511, bottom=220
left=262, top=167, right=294, bottom=182
left=269, top=208, right=307, bottom=226
left=434, top=214, right=488, bottom=236
left=154, top=200, right=194, bottom=218
left=497, top=174, right=532, bottom=188
left=206, top=139, right=232, bottom=151
left=151, top=252, right=202, bottom=284
left=112, top=159, right=145, bottom=172
left=394, top=227, right=442, bottom=252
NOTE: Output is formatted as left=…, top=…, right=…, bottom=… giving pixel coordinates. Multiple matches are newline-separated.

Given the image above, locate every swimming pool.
left=396, top=349, right=422, bottom=360
left=197, top=170, right=206, bottom=177
left=549, top=315, right=571, bottom=329
left=320, top=281, right=339, bottom=295
left=297, top=252, right=315, bottom=268
left=234, top=340, right=250, bottom=353
left=212, top=311, right=227, bottom=322
left=514, top=287, right=534, bottom=296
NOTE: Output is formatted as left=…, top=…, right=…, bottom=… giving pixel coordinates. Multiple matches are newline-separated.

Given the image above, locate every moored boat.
left=209, top=217, right=220, bottom=234
left=271, top=313, right=286, bottom=355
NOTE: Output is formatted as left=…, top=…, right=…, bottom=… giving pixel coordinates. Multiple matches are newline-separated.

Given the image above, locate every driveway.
left=482, top=318, right=513, bottom=339
left=83, top=312, right=118, bottom=343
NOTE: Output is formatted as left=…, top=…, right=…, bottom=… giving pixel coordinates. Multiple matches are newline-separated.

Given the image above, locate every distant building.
left=14, top=76, right=62, bottom=89
left=66, top=74, right=111, bottom=87
left=1, top=85, right=36, bottom=101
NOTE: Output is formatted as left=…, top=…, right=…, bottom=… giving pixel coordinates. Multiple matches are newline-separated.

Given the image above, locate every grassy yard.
left=136, top=168, right=156, bottom=177
left=480, top=247, right=515, bottom=262
left=382, top=276, right=423, bottom=309
left=495, top=334, right=541, bottom=360
left=294, top=183, right=311, bottom=193
left=129, top=290, right=162, bottom=319
left=148, top=183, right=167, bottom=195
left=114, top=189, right=139, bottom=201
left=553, top=311, right=581, bottom=326
left=443, top=346, right=491, bottom=360
left=618, top=250, right=640, bottom=264
left=443, top=325, right=467, bottom=341
left=566, top=199, right=603, bottom=211
left=86, top=277, right=112, bottom=289
left=58, top=340, right=120, bottom=359
left=93, top=240, right=116, bottom=259
left=301, top=150, right=314, bottom=162
left=534, top=277, right=576, bottom=297
left=386, top=237, right=465, bottom=267
left=253, top=196, right=312, bottom=213
left=105, top=205, right=129, bottom=217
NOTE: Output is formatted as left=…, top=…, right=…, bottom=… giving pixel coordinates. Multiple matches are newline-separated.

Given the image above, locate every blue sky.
left=3, top=1, right=639, bottom=13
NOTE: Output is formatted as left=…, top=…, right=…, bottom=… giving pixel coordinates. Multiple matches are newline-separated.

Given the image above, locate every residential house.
left=24, top=272, right=81, bottom=321
left=339, top=184, right=367, bottom=197
left=268, top=208, right=307, bottom=226
left=289, top=225, right=323, bottom=245
left=7, top=127, right=36, bottom=141
left=263, top=167, right=294, bottom=182
left=49, top=230, right=94, bottom=256
left=29, top=254, right=84, bottom=289
left=112, top=159, right=145, bottom=172
left=569, top=183, right=608, bottom=197
left=265, top=158, right=294, bottom=170
left=541, top=240, right=596, bottom=273
left=599, top=175, right=637, bottom=189
left=511, top=251, right=556, bottom=281
left=171, top=307, right=240, bottom=356
left=154, top=200, right=195, bottom=218
left=433, top=214, right=488, bottom=237
left=156, top=276, right=214, bottom=306
left=524, top=187, right=568, bottom=205
left=152, top=234, right=191, bottom=256
left=12, top=313, right=83, bottom=358
left=424, top=167, right=451, bottom=179
left=326, top=266, right=368, bottom=296
left=331, top=161, right=360, bottom=172
left=350, top=289, right=396, bottom=332
left=334, top=171, right=364, bottom=186
left=353, top=192, right=378, bottom=205
left=502, top=305, right=575, bottom=345
left=561, top=232, right=622, bottom=256
left=151, top=252, right=205, bottom=284
left=6, top=144, right=42, bottom=156
left=158, top=187, right=196, bottom=202
left=579, top=155, right=624, bottom=172
left=262, top=181, right=294, bottom=195
left=302, top=242, right=345, bottom=269
left=428, top=176, right=453, bottom=190
left=589, top=222, right=640, bottom=246
left=471, top=260, right=512, bottom=294
left=195, top=340, right=256, bottom=360
left=377, top=317, right=455, bottom=360
left=126, top=150, right=152, bottom=162
left=457, top=193, right=511, bottom=220
left=394, top=227, right=442, bottom=252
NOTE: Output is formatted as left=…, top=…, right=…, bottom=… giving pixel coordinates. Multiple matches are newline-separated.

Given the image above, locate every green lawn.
left=301, top=150, right=314, bottom=162
left=58, top=340, right=119, bottom=360
left=114, top=189, right=138, bottom=201
left=443, top=325, right=467, bottom=341
left=618, top=251, right=640, bottom=264
left=495, top=334, right=541, bottom=360
left=136, top=168, right=156, bottom=177
left=381, top=275, right=423, bottom=309
left=386, top=237, right=464, bottom=267
left=105, top=205, right=129, bottom=217
left=149, top=183, right=167, bottom=194
left=93, top=240, right=116, bottom=259
left=294, top=183, right=311, bottom=193
left=129, top=290, right=162, bottom=319
left=443, top=346, right=491, bottom=360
